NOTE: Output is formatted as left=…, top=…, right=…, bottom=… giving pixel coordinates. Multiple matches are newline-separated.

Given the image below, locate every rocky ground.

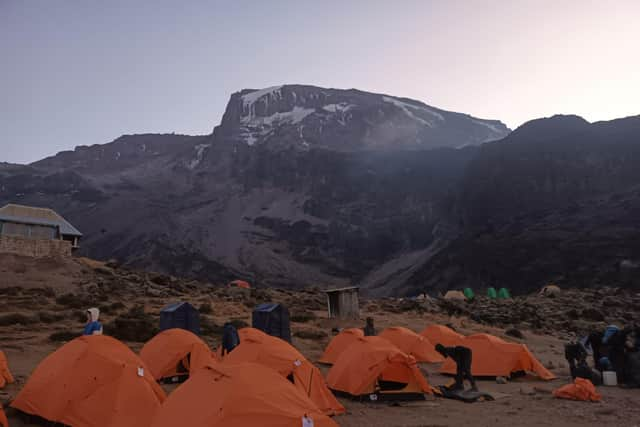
left=1, top=253, right=639, bottom=426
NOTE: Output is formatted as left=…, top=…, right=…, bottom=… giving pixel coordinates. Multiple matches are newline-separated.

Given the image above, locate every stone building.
left=0, top=204, right=82, bottom=257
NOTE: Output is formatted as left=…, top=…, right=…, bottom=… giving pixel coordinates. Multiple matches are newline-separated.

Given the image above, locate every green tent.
left=487, top=287, right=497, bottom=299
left=498, top=288, right=511, bottom=299
left=463, top=288, right=475, bottom=300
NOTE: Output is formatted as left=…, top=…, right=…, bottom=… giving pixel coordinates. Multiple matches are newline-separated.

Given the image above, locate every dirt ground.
left=1, top=256, right=639, bottom=426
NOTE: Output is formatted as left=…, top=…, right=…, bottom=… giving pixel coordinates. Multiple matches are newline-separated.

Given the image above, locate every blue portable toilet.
left=160, top=302, right=200, bottom=335
left=252, top=303, right=291, bottom=342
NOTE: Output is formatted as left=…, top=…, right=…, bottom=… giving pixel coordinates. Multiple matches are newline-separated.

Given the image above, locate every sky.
left=1, top=0, right=639, bottom=164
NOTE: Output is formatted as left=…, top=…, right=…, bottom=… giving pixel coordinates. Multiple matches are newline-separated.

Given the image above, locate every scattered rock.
left=294, top=328, right=327, bottom=340
left=581, top=308, right=605, bottom=322
left=496, top=376, right=508, bottom=384
left=505, top=328, right=524, bottom=339
left=519, top=385, right=536, bottom=396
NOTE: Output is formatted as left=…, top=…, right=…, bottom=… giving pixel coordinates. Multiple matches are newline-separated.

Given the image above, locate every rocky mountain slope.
left=403, top=115, right=640, bottom=295
left=215, top=85, right=509, bottom=151
left=3, top=85, right=640, bottom=297
left=0, top=86, right=507, bottom=291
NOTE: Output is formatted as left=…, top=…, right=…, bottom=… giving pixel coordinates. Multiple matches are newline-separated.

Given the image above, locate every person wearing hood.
left=83, top=307, right=103, bottom=336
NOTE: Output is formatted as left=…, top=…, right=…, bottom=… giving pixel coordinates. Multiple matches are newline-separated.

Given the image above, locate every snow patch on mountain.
left=471, top=119, right=510, bottom=141
left=241, top=86, right=283, bottom=108
left=322, top=103, right=354, bottom=113
left=382, top=96, right=444, bottom=128
left=187, top=144, right=210, bottom=169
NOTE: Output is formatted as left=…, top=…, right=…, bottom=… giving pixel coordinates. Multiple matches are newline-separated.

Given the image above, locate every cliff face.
left=404, top=115, right=640, bottom=295
left=214, top=85, right=509, bottom=151
left=2, top=85, right=505, bottom=291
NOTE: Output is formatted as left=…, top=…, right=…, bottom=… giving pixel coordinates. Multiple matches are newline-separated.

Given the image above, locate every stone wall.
left=0, top=235, right=72, bottom=258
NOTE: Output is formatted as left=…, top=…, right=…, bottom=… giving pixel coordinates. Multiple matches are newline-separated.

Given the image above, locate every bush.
left=98, top=301, right=126, bottom=315
left=200, top=317, right=224, bottom=336
left=294, top=329, right=327, bottom=340
left=38, top=311, right=66, bottom=323
left=290, top=311, right=317, bottom=323
left=198, top=303, right=213, bottom=314
left=229, top=318, right=249, bottom=329
left=49, top=331, right=79, bottom=342
left=505, top=328, right=524, bottom=339
left=104, top=305, right=158, bottom=342
left=55, top=293, right=90, bottom=309
left=0, top=313, right=39, bottom=326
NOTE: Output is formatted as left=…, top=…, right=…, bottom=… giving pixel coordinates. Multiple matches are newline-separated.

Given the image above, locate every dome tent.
left=12, top=335, right=165, bottom=427
left=223, top=328, right=344, bottom=415
left=440, top=333, right=555, bottom=380
left=150, top=362, right=338, bottom=427
left=463, top=288, right=475, bottom=300
left=327, top=336, right=432, bottom=400
left=379, top=327, right=444, bottom=363
left=319, top=328, right=364, bottom=365
left=420, top=324, right=464, bottom=347
left=498, top=288, right=511, bottom=299
left=140, top=328, right=215, bottom=382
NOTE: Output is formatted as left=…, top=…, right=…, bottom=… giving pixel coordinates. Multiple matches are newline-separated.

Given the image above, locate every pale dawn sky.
left=1, top=0, right=639, bottom=163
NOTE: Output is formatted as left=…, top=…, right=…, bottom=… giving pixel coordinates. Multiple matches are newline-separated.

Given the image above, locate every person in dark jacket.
left=435, top=343, right=477, bottom=391
left=221, top=322, right=240, bottom=356
left=363, top=317, right=376, bottom=336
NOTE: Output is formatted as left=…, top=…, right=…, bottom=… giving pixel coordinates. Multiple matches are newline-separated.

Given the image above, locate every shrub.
left=198, top=303, right=213, bottom=314
left=38, top=311, right=66, bottom=323
left=49, top=331, right=79, bottom=342
left=104, top=305, right=158, bottom=342
left=55, top=293, right=90, bottom=309
left=294, top=329, right=327, bottom=340
left=0, top=313, right=39, bottom=326
left=229, top=318, right=249, bottom=329
left=290, top=311, right=317, bottom=323
left=200, top=317, right=224, bottom=336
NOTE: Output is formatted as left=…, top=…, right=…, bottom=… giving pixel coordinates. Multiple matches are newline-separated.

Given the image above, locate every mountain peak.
left=509, top=115, right=590, bottom=142
left=216, top=85, right=510, bottom=151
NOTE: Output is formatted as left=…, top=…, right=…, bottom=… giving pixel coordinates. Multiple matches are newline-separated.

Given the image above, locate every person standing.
left=83, top=308, right=103, bottom=336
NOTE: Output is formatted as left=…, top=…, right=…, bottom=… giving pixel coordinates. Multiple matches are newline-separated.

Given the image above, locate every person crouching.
left=435, top=343, right=478, bottom=391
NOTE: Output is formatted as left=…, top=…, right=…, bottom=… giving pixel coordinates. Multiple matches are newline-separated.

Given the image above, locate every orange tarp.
left=151, top=362, right=339, bottom=427
left=319, top=328, right=364, bottom=365
left=420, top=324, right=464, bottom=347
left=229, top=280, right=251, bottom=289
left=223, top=328, right=344, bottom=415
left=0, top=405, right=7, bottom=427
left=553, top=378, right=601, bottom=402
left=380, top=327, right=444, bottom=363
left=11, top=335, right=166, bottom=427
left=440, top=333, right=555, bottom=380
left=326, top=336, right=431, bottom=397
left=0, top=351, right=14, bottom=389
left=140, top=328, right=215, bottom=380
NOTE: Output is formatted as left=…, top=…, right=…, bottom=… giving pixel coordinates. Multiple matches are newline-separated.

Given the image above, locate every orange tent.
left=380, top=327, right=444, bottom=363
left=440, top=333, right=555, bottom=380
left=553, top=378, right=601, bottom=402
left=326, top=336, right=431, bottom=399
left=151, top=362, right=338, bottom=427
left=11, top=335, right=166, bottom=427
left=0, top=351, right=14, bottom=389
left=420, top=324, right=464, bottom=347
left=223, top=328, right=344, bottom=415
left=319, top=328, right=364, bottom=365
left=0, top=405, right=7, bottom=427
left=229, top=280, right=251, bottom=289
left=140, top=328, right=215, bottom=381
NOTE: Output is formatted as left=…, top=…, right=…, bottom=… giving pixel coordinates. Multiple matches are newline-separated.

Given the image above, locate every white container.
left=603, top=371, right=617, bottom=386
